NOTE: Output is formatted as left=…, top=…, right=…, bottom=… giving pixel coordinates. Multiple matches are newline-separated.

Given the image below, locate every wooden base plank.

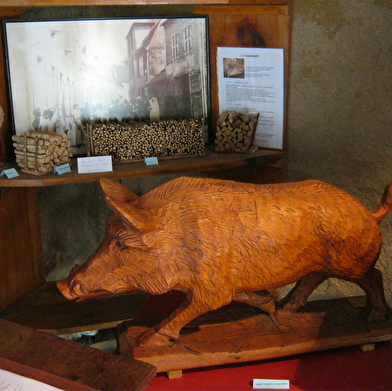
left=117, top=296, right=392, bottom=374
left=0, top=319, right=156, bottom=391
left=21, top=168, right=51, bottom=176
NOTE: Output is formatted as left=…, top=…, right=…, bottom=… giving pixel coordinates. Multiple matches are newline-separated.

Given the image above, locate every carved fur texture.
left=57, top=177, right=392, bottom=347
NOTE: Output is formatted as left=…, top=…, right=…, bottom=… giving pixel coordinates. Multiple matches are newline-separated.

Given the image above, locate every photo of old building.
left=4, top=17, right=208, bottom=153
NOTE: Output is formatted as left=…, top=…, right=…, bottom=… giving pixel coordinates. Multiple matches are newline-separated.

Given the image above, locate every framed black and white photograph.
left=3, top=16, right=209, bottom=155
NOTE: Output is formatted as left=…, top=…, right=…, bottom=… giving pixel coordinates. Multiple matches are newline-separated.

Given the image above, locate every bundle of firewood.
left=88, top=119, right=205, bottom=162
left=12, top=131, right=72, bottom=175
left=215, top=111, right=259, bottom=153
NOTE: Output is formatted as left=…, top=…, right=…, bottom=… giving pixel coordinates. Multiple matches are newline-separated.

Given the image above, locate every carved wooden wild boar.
left=57, top=177, right=392, bottom=347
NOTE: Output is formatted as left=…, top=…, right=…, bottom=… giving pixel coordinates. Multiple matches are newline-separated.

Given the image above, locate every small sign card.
left=0, top=368, right=63, bottom=390
left=253, top=379, right=290, bottom=389
left=77, top=156, right=113, bottom=174
left=144, top=157, right=159, bottom=166
left=1, top=168, right=19, bottom=178
left=53, top=163, right=71, bottom=175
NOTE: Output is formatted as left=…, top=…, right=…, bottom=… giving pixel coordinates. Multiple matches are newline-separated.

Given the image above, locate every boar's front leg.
left=138, top=292, right=233, bottom=348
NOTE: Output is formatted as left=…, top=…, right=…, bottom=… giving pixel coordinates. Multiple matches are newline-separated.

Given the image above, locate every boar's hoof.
left=365, top=305, right=391, bottom=323
left=138, top=328, right=177, bottom=348
left=276, top=299, right=304, bottom=314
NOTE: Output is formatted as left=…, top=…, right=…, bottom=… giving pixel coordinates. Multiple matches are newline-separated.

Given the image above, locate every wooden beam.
left=0, top=319, right=156, bottom=391
left=194, top=4, right=288, bottom=15
left=0, top=1, right=289, bottom=7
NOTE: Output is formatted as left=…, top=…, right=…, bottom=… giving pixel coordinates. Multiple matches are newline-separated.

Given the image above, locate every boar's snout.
left=57, top=278, right=79, bottom=300
left=57, top=264, right=86, bottom=300
left=57, top=278, right=93, bottom=301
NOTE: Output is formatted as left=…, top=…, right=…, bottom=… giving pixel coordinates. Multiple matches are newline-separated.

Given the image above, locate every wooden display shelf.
left=0, top=2, right=291, bottom=164
left=117, top=296, right=392, bottom=378
left=0, top=0, right=291, bottom=339
left=0, top=147, right=283, bottom=187
left=0, top=318, right=156, bottom=391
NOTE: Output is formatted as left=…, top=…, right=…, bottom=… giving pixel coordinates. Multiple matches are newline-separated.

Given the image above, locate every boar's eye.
left=115, top=241, right=127, bottom=251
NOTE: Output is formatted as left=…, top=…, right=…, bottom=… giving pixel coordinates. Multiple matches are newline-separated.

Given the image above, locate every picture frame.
left=3, top=16, right=210, bottom=155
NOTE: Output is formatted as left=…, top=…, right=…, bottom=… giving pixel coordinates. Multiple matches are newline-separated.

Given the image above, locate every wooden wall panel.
left=194, top=5, right=290, bottom=146
left=0, top=187, right=45, bottom=309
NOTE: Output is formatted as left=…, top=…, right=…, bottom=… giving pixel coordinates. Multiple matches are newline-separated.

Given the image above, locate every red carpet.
left=146, top=341, right=392, bottom=390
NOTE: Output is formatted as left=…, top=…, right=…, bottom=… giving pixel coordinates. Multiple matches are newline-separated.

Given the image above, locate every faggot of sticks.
left=12, top=131, right=72, bottom=175
left=88, top=119, right=205, bottom=162
left=215, top=111, right=259, bottom=153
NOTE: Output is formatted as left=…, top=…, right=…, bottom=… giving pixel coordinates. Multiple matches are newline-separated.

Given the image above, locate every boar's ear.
left=99, top=178, right=154, bottom=233
left=100, top=178, right=139, bottom=203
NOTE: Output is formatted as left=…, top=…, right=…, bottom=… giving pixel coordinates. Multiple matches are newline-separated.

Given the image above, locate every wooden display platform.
left=1, top=281, right=149, bottom=335
left=0, top=146, right=283, bottom=188
left=117, top=296, right=392, bottom=378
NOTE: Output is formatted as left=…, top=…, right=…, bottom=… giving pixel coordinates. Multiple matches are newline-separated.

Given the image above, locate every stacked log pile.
left=12, top=131, right=72, bottom=175
left=89, top=119, right=205, bottom=162
left=215, top=111, right=259, bottom=153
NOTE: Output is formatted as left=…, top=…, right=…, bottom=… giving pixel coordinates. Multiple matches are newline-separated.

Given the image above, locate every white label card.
left=77, top=156, right=113, bottom=174
left=253, top=379, right=290, bottom=389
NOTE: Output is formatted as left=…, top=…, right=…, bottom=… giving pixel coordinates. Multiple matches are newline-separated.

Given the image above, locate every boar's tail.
left=372, top=182, right=392, bottom=224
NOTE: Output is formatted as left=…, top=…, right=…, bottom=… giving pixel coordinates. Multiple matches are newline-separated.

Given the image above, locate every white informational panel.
left=217, top=47, right=284, bottom=150
left=0, top=369, right=64, bottom=391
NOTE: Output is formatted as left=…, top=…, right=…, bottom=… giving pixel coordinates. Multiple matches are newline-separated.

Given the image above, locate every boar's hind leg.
left=277, top=271, right=328, bottom=312
left=234, top=291, right=276, bottom=314
left=350, top=268, right=390, bottom=321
